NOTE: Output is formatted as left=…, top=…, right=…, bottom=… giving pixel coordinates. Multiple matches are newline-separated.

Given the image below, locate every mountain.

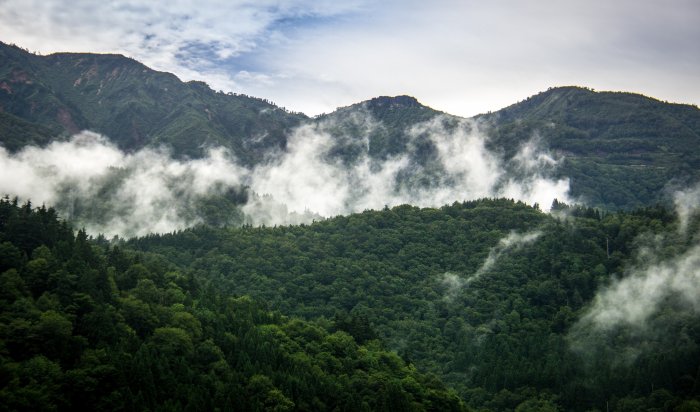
left=478, top=86, right=700, bottom=209
left=2, top=43, right=700, bottom=212
left=320, top=88, right=700, bottom=210
left=0, top=42, right=306, bottom=163
left=318, top=95, right=445, bottom=161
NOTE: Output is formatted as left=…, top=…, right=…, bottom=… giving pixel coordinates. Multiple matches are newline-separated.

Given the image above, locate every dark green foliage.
left=0, top=112, right=57, bottom=152
left=0, top=197, right=465, bottom=411
left=128, top=198, right=700, bottom=411
left=1, top=196, right=699, bottom=411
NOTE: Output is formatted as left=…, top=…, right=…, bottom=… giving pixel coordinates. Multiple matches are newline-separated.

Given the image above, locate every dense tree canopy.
left=1, top=196, right=699, bottom=411
left=0, top=197, right=465, bottom=411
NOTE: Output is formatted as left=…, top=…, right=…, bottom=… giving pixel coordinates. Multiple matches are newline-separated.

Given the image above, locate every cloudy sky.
left=1, top=0, right=699, bottom=117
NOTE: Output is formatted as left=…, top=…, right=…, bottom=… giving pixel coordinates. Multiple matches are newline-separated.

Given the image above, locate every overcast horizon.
left=1, top=0, right=699, bottom=117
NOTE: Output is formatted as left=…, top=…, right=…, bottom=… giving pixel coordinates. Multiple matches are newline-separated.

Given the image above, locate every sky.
left=1, top=0, right=699, bottom=117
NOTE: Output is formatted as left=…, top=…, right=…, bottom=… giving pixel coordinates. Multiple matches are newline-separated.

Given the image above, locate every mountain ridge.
left=0, top=41, right=308, bottom=163
left=1, top=42, right=700, bottom=210
left=477, top=86, right=700, bottom=208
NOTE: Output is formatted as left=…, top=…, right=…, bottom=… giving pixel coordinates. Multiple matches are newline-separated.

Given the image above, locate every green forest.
left=1, top=196, right=699, bottom=411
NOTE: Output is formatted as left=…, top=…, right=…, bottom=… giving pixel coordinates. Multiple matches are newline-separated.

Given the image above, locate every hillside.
left=478, top=86, right=700, bottom=209
left=125, top=198, right=700, bottom=411
left=0, top=198, right=466, bottom=411
left=2, top=197, right=699, bottom=411
left=0, top=42, right=307, bottom=163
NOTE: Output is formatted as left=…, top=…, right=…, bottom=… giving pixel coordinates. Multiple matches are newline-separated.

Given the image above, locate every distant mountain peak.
left=366, top=95, right=421, bottom=108
left=321, top=94, right=439, bottom=123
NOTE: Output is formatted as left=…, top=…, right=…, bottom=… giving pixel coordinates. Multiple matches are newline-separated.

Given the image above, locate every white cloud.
left=247, top=123, right=352, bottom=218
left=252, top=0, right=700, bottom=116
left=471, top=231, right=543, bottom=281
left=574, top=241, right=700, bottom=332
left=0, top=132, right=121, bottom=204
left=0, top=131, right=247, bottom=237
left=0, top=0, right=363, bottom=93
left=674, top=183, right=700, bottom=234
left=413, top=118, right=502, bottom=200
left=494, top=135, right=570, bottom=209
left=0, top=112, right=571, bottom=235
left=245, top=113, right=570, bottom=226
left=569, top=208, right=700, bottom=363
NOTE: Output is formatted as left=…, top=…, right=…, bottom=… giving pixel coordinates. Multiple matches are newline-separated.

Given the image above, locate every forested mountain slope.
left=2, top=44, right=700, bottom=212
left=316, top=95, right=446, bottom=161
left=478, top=86, right=700, bottom=209
left=1, top=192, right=699, bottom=410
left=0, top=197, right=465, bottom=411
left=128, top=199, right=700, bottom=411
left=0, top=42, right=306, bottom=162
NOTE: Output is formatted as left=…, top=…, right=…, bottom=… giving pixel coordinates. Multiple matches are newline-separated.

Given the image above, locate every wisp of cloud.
left=0, top=132, right=246, bottom=237
left=574, top=183, right=700, bottom=336
left=577, top=244, right=700, bottom=331
left=674, top=183, right=700, bottom=234
left=441, top=230, right=542, bottom=301
left=569, top=191, right=700, bottom=367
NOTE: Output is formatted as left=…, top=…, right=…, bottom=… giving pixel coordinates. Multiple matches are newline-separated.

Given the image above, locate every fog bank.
left=0, top=114, right=571, bottom=236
